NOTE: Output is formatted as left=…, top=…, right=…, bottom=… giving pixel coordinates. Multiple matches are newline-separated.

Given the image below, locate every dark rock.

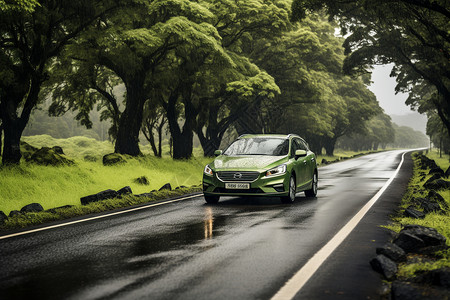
left=402, top=225, right=446, bottom=247
left=134, top=176, right=149, bottom=185
left=418, top=156, right=439, bottom=170
left=117, top=186, right=132, bottom=196
left=430, top=267, right=450, bottom=288
left=80, top=194, right=97, bottom=205
left=321, top=158, right=328, bottom=165
left=80, top=189, right=118, bottom=205
left=20, top=141, right=39, bottom=160
left=83, top=155, right=98, bottom=162
left=391, top=280, right=449, bottom=300
left=445, top=166, right=450, bottom=178
left=394, top=232, right=425, bottom=253
left=102, top=153, right=126, bottom=166
left=428, top=167, right=445, bottom=177
left=46, top=205, right=74, bottom=214
left=0, top=211, right=8, bottom=224
left=158, top=183, right=172, bottom=191
left=413, top=198, right=443, bottom=213
left=97, top=189, right=118, bottom=200
left=424, top=179, right=450, bottom=190
left=370, top=254, right=397, bottom=280
left=51, top=146, right=64, bottom=155
left=9, top=210, right=21, bottom=217
left=424, top=174, right=443, bottom=186
left=404, top=206, right=425, bottom=219
left=376, top=243, right=406, bottom=262
left=427, top=190, right=448, bottom=208
left=20, top=203, right=44, bottom=213
left=175, top=185, right=187, bottom=190
left=27, top=147, right=74, bottom=166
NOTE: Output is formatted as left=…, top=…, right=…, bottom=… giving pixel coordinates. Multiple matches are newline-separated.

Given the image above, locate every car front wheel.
left=305, top=172, right=318, bottom=198
left=281, top=175, right=296, bottom=204
left=204, top=195, right=220, bottom=204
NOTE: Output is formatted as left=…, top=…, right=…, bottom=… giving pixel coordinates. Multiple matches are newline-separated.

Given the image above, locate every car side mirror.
left=295, top=149, right=307, bottom=158
left=214, top=150, right=223, bottom=156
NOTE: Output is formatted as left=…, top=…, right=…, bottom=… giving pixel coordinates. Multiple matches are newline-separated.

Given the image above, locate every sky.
left=368, top=64, right=428, bottom=134
left=368, top=64, right=412, bottom=116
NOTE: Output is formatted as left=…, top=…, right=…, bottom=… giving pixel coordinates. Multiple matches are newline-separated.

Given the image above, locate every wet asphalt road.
left=0, top=150, right=412, bottom=300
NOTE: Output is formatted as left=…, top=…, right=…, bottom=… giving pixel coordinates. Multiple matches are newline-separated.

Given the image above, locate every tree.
left=291, top=0, right=450, bottom=137
left=427, top=112, right=449, bottom=156
left=63, top=0, right=231, bottom=158
left=45, top=60, right=123, bottom=141
left=0, top=0, right=117, bottom=165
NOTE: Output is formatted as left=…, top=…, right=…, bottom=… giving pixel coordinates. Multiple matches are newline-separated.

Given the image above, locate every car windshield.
left=223, top=138, right=289, bottom=156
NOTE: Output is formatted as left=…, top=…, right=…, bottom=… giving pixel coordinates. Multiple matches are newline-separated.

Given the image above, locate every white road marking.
left=0, top=193, right=202, bottom=240
left=271, top=151, right=407, bottom=300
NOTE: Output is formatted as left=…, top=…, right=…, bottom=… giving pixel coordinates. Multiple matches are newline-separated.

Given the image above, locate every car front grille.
left=216, top=171, right=260, bottom=182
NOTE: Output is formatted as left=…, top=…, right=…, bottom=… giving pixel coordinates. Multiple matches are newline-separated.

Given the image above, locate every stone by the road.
left=376, top=243, right=406, bottom=262
left=370, top=254, right=397, bottom=280
left=404, top=206, right=425, bottom=219
left=159, top=183, right=172, bottom=191
left=117, top=186, right=132, bottom=195
left=20, top=203, right=44, bottom=213
left=0, top=211, right=8, bottom=224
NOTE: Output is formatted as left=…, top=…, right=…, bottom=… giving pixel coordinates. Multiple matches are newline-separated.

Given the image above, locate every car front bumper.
left=202, top=171, right=289, bottom=197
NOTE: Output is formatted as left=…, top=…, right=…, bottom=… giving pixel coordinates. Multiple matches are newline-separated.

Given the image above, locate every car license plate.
left=225, top=182, right=250, bottom=189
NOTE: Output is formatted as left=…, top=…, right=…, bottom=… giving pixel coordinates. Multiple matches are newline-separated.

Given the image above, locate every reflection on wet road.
left=0, top=150, right=405, bottom=300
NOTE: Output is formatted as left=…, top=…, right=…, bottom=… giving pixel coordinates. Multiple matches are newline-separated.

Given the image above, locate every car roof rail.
left=287, top=133, right=300, bottom=139
left=237, top=134, right=249, bottom=139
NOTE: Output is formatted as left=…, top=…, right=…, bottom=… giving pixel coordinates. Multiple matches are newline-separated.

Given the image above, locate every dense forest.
left=1, top=0, right=447, bottom=165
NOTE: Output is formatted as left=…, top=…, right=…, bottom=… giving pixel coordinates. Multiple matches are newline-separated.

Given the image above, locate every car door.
left=293, top=138, right=308, bottom=187
left=300, top=139, right=315, bottom=184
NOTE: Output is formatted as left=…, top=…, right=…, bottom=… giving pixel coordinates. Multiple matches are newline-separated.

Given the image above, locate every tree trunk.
left=2, top=118, right=23, bottom=165
left=164, top=88, right=197, bottom=160
left=157, top=120, right=164, bottom=157
left=1, top=77, right=38, bottom=165
left=324, top=137, right=337, bottom=156
left=114, top=79, right=145, bottom=156
left=0, top=123, right=3, bottom=157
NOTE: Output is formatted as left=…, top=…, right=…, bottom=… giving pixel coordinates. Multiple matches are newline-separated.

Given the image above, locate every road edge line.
left=271, top=151, right=408, bottom=300
left=0, top=193, right=202, bottom=240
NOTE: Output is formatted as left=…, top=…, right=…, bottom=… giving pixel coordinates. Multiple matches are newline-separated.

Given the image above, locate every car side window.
left=298, top=139, right=308, bottom=151
left=290, top=139, right=297, bottom=158
left=290, top=139, right=300, bottom=157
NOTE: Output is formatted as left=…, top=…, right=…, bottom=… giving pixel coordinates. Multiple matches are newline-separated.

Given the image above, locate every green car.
left=202, top=134, right=318, bottom=204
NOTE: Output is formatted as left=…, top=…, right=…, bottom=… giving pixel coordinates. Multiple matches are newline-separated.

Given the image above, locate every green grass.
left=1, top=187, right=201, bottom=229
left=1, top=135, right=213, bottom=216
left=383, top=149, right=450, bottom=279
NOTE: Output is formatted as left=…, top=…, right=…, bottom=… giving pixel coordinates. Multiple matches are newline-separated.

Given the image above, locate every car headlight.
left=204, top=165, right=213, bottom=176
left=266, top=164, right=287, bottom=177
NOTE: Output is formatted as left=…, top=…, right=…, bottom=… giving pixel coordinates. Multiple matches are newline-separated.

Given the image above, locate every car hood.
left=212, top=155, right=288, bottom=171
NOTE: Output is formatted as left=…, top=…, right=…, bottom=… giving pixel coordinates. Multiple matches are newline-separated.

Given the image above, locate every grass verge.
left=0, top=187, right=201, bottom=231
left=382, top=149, right=450, bottom=278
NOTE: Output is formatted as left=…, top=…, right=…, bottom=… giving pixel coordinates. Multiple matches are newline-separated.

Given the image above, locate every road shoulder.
left=295, top=151, right=413, bottom=299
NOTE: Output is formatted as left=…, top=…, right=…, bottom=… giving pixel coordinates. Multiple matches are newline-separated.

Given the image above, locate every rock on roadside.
left=158, top=183, right=172, bottom=191
left=370, top=254, right=398, bottom=280
left=20, top=203, right=44, bottom=213
left=0, top=211, right=8, bottom=225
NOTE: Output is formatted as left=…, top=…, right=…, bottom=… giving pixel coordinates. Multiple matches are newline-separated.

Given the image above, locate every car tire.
left=281, top=175, right=296, bottom=204
left=305, top=171, right=318, bottom=198
left=204, top=195, right=220, bottom=204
